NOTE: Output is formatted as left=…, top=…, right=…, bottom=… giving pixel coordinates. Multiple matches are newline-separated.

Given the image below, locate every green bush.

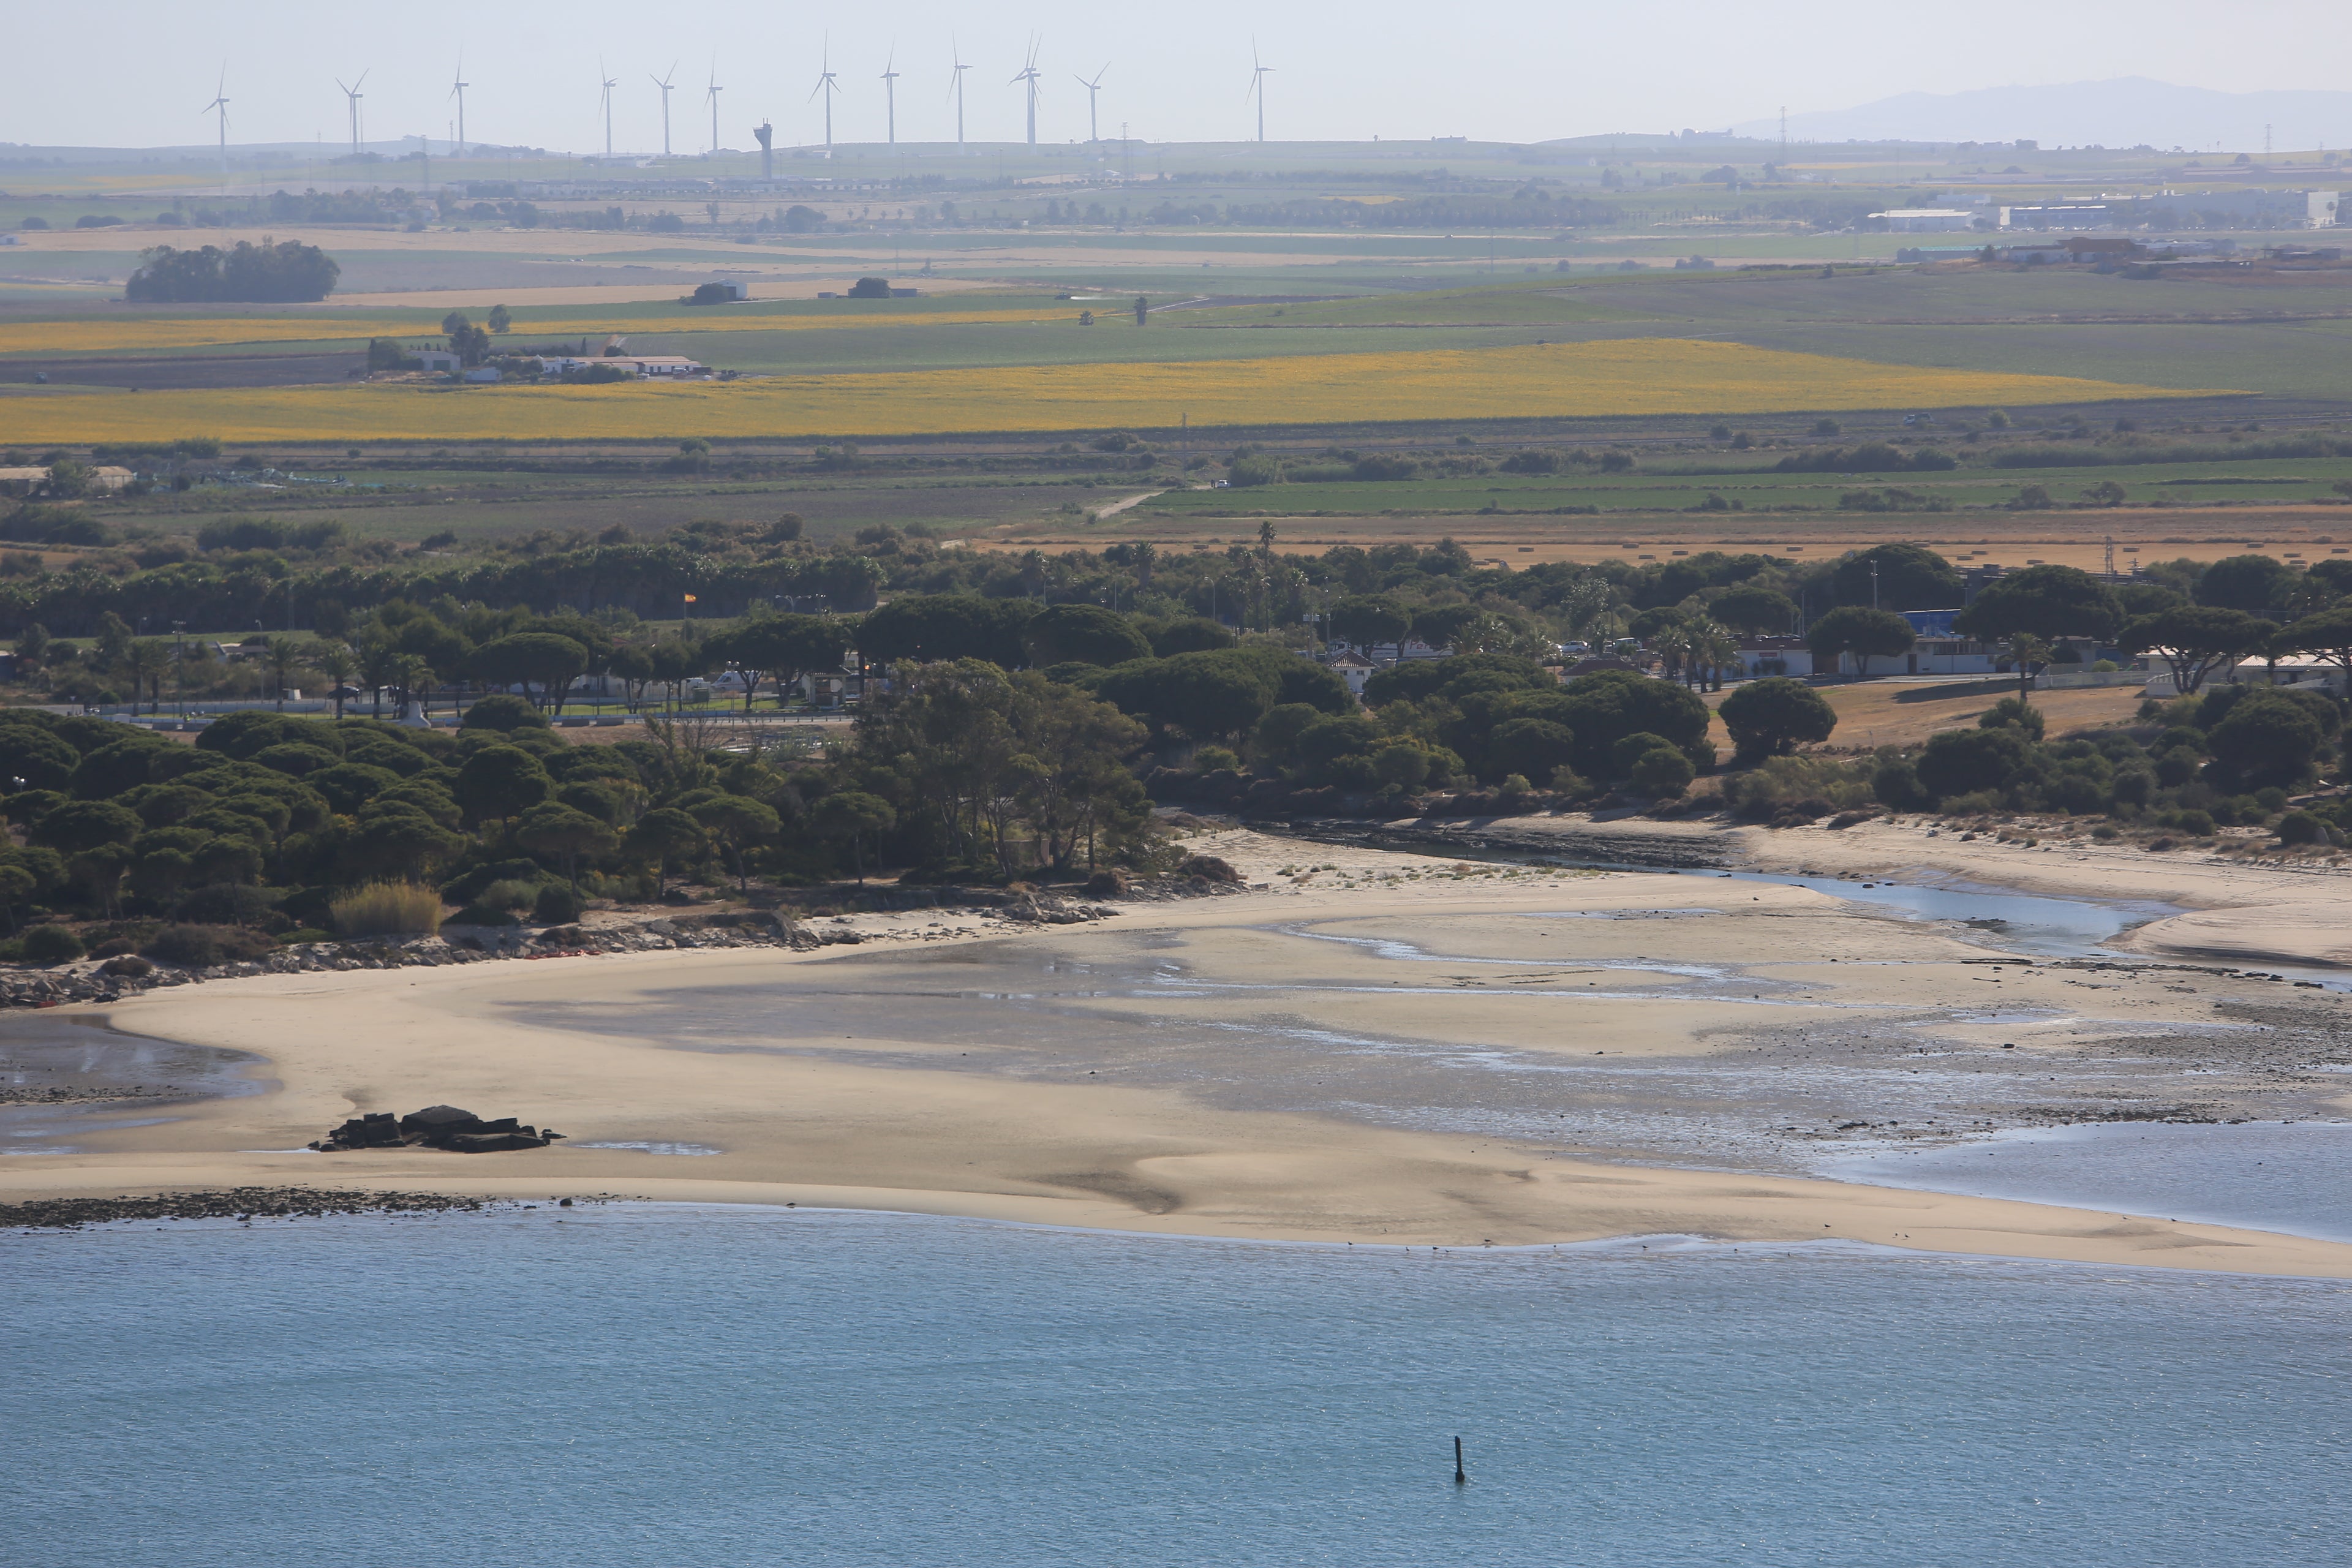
left=1719, top=755, right=1874, bottom=821
left=477, top=877, right=542, bottom=910
left=18, top=924, right=83, bottom=963
left=2169, top=808, right=2215, bottom=837
left=532, top=882, right=587, bottom=924
left=461, top=693, right=549, bottom=731
left=448, top=904, right=521, bottom=926
left=1610, top=731, right=1680, bottom=775
left=1192, top=745, right=1242, bottom=772
left=2276, top=810, right=2328, bottom=845
left=1630, top=747, right=1695, bottom=797
left=1718, top=677, right=1836, bottom=760
left=143, top=923, right=276, bottom=967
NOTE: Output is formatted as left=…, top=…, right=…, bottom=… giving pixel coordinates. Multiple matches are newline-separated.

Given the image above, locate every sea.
left=7, top=1203, right=2348, bottom=1567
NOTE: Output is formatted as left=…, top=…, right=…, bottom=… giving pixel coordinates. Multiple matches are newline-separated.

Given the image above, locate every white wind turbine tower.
left=450, top=56, right=469, bottom=154
left=948, top=38, right=970, bottom=148
left=1012, top=37, right=1042, bottom=147
left=336, top=72, right=368, bottom=159
left=1075, top=63, right=1107, bottom=144
left=202, top=67, right=231, bottom=190
left=1248, top=45, right=1272, bottom=143
left=651, top=62, right=677, bottom=156
left=880, top=48, right=900, bottom=145
left=598, top=61, right=618, bottom=159
left=810, top=39, right=841, bottom=149
left=706, top=66, right=723, bottom=155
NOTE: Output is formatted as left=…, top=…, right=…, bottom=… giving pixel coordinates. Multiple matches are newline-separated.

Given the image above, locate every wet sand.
left=4, top=826, right=2350, bottom=1276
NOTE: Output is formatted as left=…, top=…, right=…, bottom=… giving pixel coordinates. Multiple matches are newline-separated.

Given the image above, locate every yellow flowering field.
left=0, top=339, right=2214, bottom=444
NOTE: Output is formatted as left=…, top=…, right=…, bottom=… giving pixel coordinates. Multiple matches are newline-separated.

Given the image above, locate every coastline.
left=4, top=822, right=2350, bottom=1277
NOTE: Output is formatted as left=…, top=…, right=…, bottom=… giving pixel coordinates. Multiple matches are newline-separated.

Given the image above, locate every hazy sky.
left=8, top=0, right=2347, bottom=153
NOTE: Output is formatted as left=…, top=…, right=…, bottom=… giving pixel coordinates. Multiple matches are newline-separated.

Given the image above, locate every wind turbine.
left=336, top=72, right=367, bottom=158
left=881, top=48, right=900, bottom=145
left=1012, top=37, right=1042, bottom=147
left=810, top=38, right=840, bottom=149
left=1248, top=45, right=1272, bottom=144
left=202, top=67, right=230, bottom=187
left=598, top=61, right=617, bottom=160
left=450, top=56, right=469, bottom=154
left=948, top=37, right=970, bottom=147
left=1075, top=63, right=1107, bottom=145
left=652, top=62, right=677, bottom=156
left=706, top=62, right=723, bottom=154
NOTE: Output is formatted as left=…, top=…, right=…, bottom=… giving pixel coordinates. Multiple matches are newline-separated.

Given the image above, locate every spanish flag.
left=682, top=594, right=697, bottom=603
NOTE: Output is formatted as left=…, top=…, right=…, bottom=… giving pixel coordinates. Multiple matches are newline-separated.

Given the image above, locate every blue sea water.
left=8, top=1204, right=2348, bottom=1567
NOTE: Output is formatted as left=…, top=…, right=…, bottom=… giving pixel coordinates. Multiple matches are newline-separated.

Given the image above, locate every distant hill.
left=1732, top=78, right=2352, bottom=155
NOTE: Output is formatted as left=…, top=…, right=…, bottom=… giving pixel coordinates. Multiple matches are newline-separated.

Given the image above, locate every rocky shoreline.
left=0, top=1186, right=510, bottom=1230
left=0, top=885, right=1147, bottom=1014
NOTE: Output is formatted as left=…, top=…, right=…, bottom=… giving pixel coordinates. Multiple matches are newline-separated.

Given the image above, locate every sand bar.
left=6, top=829, right=2351, bottom=1278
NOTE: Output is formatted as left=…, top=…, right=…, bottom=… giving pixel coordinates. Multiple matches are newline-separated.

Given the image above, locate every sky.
left=6, top=0, right=2348, bottom=154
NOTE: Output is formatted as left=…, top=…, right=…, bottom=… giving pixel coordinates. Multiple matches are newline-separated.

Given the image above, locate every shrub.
left=143, top=923, right=276, bottom=967
left=1871, top=756, right=1931, bottom=811
left=448, top=904, right=521, bottom=926
left=2276, top=810, right=2328, bottom=845
left=477, top=877, right=543, bottom=910
left=1192, top=745, right=1242, bottom=772
left=1719, top=677, right=1836, bottom=761
left=1917, top=727, right=2031, bottom=801
left=460, top=693, right=549, bottom=732
left=1719, top=755, right=1873, bottom=820
left=1977, top=697, right=2046, bottom=739
left=1610, top=731, right=1681, bottom=775
left=328, top=881, right=444, bottom=937
left=1630, top=747, right=1695, bottom=797
left=2169, top=809, right=2215, bottom=837
left=18, top=924, right=84, bottom=963
left=2204, top=692, right=2329, bottom=791
left=278, top=929, right=333, bottom=945
left=532, top=883, right=587, bottom=924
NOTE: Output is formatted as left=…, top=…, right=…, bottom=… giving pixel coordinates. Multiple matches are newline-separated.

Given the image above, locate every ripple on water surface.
left=7, top=1204, right=2349, bottom=1567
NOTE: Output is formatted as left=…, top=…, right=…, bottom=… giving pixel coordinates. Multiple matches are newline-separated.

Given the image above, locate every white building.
left=1324, top=649, right=1378, bottom=696
left=1733, top=641, right=1813, bottom=678
left=1874, top=208, right=1979, bottom=233
left=532, top=354, right=709, bottom=379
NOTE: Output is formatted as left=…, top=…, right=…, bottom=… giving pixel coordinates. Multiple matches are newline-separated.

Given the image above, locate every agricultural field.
left=7, top=140, right=2352, bottom=566
left=1139, top=453, right=2352, bottom=518
left=0, top=339, right=2199, bottom=445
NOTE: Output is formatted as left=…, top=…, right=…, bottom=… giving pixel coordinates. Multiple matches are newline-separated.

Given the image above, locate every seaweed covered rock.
left=310, top=1104, right=565, bottom=1153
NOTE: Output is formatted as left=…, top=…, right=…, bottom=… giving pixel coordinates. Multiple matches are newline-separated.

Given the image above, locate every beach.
left=5, top=819, right=2350, bottom=1276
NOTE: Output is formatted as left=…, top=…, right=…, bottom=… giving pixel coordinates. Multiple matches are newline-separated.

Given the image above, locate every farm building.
left=1871, top=209, right=1980, bottom=233
left=532, top=355, right=710, bottom=379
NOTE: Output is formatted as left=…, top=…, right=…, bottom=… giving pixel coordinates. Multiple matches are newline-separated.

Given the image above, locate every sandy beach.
left=6, top=818, right=2351, bottom=1276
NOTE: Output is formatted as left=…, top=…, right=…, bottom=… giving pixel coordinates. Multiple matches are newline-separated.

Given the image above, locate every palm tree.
left=309, top=640, right=358, bottom=719
left=263, top=635, right=304, bottom=711
left=122, top=638, right=170, bottom=714
left=357, top=639, right=405, bottom=719
left=1651, top=624, right=1693, bottom=685
left=1689, top=618, right=1741, bottom=692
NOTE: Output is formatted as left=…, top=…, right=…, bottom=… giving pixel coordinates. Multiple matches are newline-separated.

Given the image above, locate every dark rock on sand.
left=0, top=1186, right=486, bottom=1230
left=309, top=1104, right=567, bottom=1153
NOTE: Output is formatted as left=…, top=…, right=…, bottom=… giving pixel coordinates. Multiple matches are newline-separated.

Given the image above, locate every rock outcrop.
left=310, top=1104, right=565, bottom=1153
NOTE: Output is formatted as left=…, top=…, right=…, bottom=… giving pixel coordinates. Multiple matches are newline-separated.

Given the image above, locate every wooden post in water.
left=1453, top=1436, right=1467, bottom=1486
